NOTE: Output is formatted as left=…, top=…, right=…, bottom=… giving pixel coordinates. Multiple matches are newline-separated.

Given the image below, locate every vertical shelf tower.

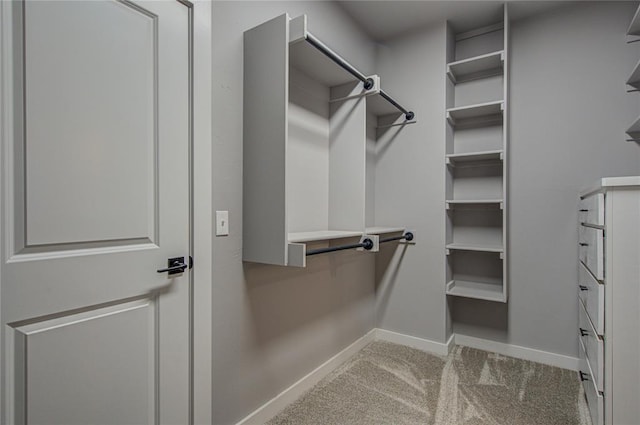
left=445, top=6, right=509, bottom=302
left=626, top=4, right=640, bottom=142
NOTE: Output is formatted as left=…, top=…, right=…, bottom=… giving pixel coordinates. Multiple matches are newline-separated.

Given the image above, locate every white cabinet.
left=445, top=6, right=509, bottom=302
left=243, top=14, right=415, bottom=267
left=578, top=177, right=640, bottom=425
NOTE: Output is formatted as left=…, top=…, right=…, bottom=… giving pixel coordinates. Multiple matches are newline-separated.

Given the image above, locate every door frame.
left=0, top=1, right=213, bottom=423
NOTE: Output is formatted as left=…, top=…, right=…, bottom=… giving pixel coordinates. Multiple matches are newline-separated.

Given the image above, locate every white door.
left=0, top=1, right=192, bottom=424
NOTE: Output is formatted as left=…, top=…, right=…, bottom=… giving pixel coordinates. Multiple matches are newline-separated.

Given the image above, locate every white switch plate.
left=216, top=211, right=229, bottom=236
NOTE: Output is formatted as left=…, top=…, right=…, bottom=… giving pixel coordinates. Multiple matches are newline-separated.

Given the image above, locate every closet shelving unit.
left=445, top=6, right=509, bottom=303
left=627, top=5, right=640, bottom=142
left=243, top=14, right=415, bottom=267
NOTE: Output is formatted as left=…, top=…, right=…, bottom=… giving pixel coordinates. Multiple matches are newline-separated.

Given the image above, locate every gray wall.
left=211, top=3, right=378, bottom=424
left=374, top=24, right=449, bottom=344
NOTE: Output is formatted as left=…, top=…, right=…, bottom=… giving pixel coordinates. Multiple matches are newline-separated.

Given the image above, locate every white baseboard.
left=454, top=334, right=580, bottom=371
left=375, top=328, right=453, bottom=356
left=235, top=329, right=376, bottom=425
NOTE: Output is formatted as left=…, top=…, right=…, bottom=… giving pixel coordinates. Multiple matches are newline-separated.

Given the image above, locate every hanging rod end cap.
left=405, top=111, right=415, bottom=121
left=404, top=232, right=414, bottom=242
left=364, top=78, right=375, bottom=90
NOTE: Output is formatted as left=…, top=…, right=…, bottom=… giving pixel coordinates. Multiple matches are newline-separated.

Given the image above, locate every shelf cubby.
left=447, top=50, right=504, bottom=84
left=446, top=250, right=505, bottom=302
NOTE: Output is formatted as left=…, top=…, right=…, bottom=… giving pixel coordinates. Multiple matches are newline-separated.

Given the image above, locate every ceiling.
left=335, top=1, right=572, bottom=42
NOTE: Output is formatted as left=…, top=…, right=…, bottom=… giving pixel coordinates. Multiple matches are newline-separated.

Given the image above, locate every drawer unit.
left=578, top=262, right=604, bottom=335
left=578, top=299, right=604, bottom=393
left=579, top=225, right=604, bottom=280
left=578, top=177, right=640, bottom=425
left=579, top=340, right=604, bottom=425
left=579, top=193, right=605, bottom=226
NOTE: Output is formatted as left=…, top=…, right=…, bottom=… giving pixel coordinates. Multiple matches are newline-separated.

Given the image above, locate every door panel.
left=1, top=1, right=192, bottom=424
left=24, top=0, right=158, bottom=247
left=13, top=300, right=154, bottom=425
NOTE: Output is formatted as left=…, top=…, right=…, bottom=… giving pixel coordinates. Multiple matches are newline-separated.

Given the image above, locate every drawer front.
left=579, top=225, right=604, bottom=281
left=578, top=300, right=604, bottom=393
left=579, top=341, right=604, bottom=425
left=579, top=193, right=605, bottom=226
left=578, top=262, right=605, bottom=335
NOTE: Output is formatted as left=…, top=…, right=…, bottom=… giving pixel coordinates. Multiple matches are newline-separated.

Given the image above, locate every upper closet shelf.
left=446, top=100, right=503, bottom=128
left=290, top=15, right=414, bottom=121
left=365, top=226, right=406, bottom=235
left=288, top=230, right=363, bottom=243
left=447, top=50, right=504, bottom=84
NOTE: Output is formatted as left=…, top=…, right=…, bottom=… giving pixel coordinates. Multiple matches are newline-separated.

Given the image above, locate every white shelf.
left=626, top=58, right=640, bottom=90
left=446, top=199, right=503, bottom=209
left=365, top=226, right=405, bottom=235
left=445, top=243, right=503, bottom=254
left=447, top=50, right=504, bottom=84
left=446, top=100, right=503, bottom=128
left=626, top=116, right=640, bottom=141
left=628, top=6, right=640, bottom=36
left=288, top=230, right=363, bottom=243
left=446, top=279, right=505, bottom=302
left=446, top=149, right=503, bottom=166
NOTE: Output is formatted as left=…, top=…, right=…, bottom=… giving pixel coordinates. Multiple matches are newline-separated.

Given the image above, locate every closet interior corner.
left=243, top=13, right=416, bottom=267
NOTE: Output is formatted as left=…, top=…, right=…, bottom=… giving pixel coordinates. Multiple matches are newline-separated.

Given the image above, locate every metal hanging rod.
left=305, top=32, right=375, bottom=90
left=379, top=232, right=414, bottom=244
left=304, top=32, right=415, bottom=121
left=306, top=238, right=374, bottom=257
left=380, top=90, right=415, bottom=121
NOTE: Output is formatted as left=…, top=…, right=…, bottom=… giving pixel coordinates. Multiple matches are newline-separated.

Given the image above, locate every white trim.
left=375, top=329, right=453, bottom=356
left=235, top=329, right=376, bottom=425
left=192, top=1, right=213, bottom=424
left=454, top=334, right=580, bottom=371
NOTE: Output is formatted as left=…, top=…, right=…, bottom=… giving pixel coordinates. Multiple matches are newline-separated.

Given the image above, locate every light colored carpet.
left=267, top=341, right=592, bottom=425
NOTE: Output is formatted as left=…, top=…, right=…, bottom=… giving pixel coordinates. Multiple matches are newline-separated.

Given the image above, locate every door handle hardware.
left=579, top=328, right=589, bottom=337
left=157, top=257, right=188, bottom=275
left=579, top=243, right=589, bottom=246
left=579, top=209, right=589, bottom=212
left=579, top=371, right=589, bottom=382
left=579, top=285, right=589, bottom=291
